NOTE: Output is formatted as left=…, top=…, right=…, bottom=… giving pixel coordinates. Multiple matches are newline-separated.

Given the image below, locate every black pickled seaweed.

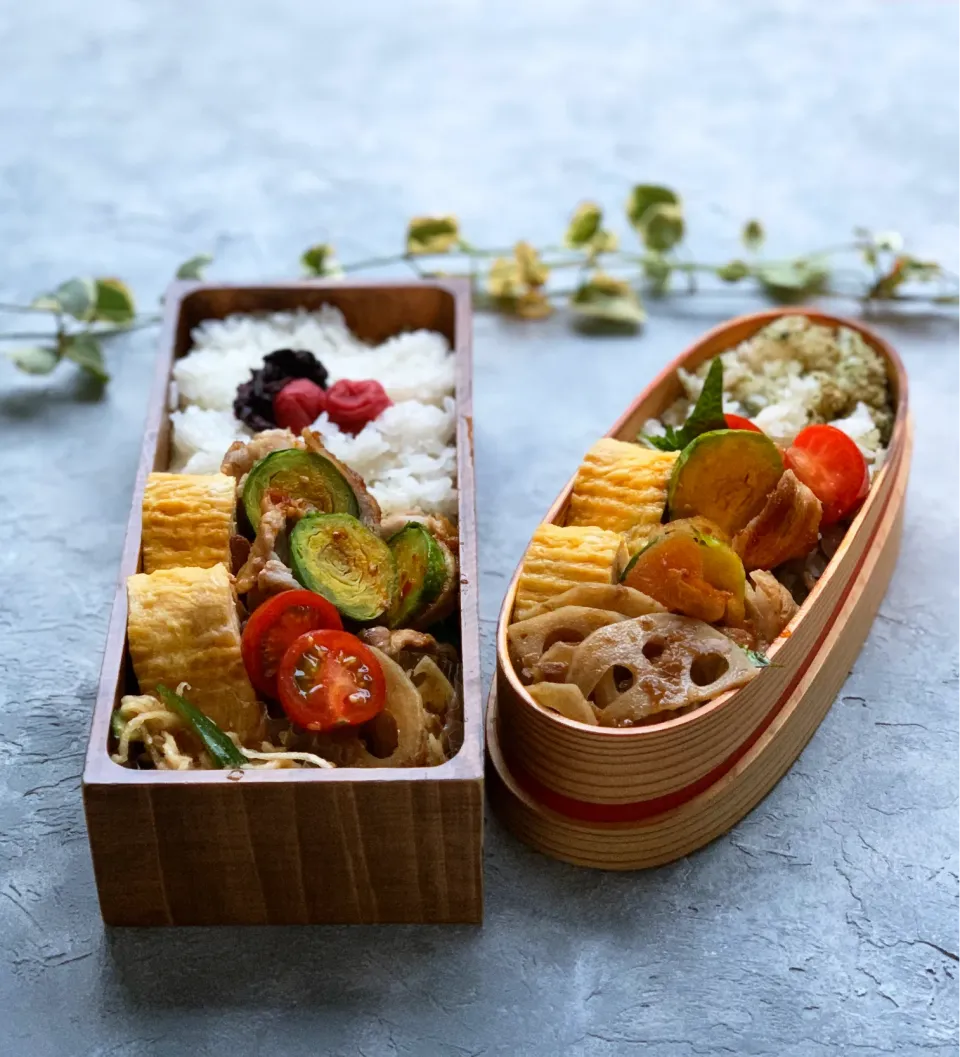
left=234, top=349, right=329, bottom=433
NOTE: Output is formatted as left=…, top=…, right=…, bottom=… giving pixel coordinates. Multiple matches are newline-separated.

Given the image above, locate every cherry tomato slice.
left=241, top=590, right=343, bottom=699
left=724, top=413, right=762, bottom=433
left=785, top=424, right=869, bottom=525
left=277, top=630, right=386, bottom=732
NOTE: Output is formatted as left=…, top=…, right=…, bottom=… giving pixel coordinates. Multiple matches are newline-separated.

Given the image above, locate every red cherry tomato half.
left=277, top=630, right=386, bottom=732
left=241, top=590, right=343, bottom=699
left=724, top=413, right=762, bottom=433
left=785, top=424, right=869, bottom=525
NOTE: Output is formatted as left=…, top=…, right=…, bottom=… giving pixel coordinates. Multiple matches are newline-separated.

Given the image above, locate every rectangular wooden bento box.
left=82, top=280, right=483, bottom=925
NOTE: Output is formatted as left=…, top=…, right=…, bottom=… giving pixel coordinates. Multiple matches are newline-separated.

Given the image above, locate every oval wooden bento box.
left=82, top=280, right=484, bottom=925
left=486, top=308, right=912, bottom=870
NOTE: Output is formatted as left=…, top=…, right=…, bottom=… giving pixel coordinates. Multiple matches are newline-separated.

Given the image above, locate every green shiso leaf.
left=641, top=357, right=726, bottom=452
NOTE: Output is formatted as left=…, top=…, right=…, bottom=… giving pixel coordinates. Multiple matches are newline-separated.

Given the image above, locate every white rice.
left=314, top=399, right=458, bottom=517
left=643, top=315, right=892, bottom=468
left=170, top=406, right=252, bottom=475
left=828, top=401, right=886, bottom=471
left=168, top=308, right=458, bottom=517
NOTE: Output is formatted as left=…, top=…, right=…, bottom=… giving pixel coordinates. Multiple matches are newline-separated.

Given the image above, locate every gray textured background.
left=0, top=2, right=957, bottom=1055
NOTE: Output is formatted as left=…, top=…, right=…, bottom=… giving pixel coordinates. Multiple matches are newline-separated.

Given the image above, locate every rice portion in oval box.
left=643, top=314, right=892, bottom=472
left=169, top=307, right=458, bottom=517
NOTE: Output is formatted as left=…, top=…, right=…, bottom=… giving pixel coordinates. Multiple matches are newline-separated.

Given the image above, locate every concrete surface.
left=0, top=2, right=957, bottom=1055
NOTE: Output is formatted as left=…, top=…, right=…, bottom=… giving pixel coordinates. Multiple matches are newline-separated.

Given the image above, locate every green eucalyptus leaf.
left=92, top=278, right=136, bottom=323
left=30, top=295, right=62, bottom=312
left=52, top=278, right=96, bottom=320
left=639, top=203, right=685, bottom=252
left=300, top=243, right=343, bottom=278
left=717, top=259, right=750, bottom=283
left=406, top=216, right=461, bottom=255
left=626, top=184, right=679, bottom=230
left=175, top=253, right=213, bottom=280
left=643, top=254, right=672, bottom=294
left=741, top=219, right=764, bottom=251
left=570, top=274, right=646, bottom=333
left=9, top=345, right=59, bottom=375
left=590, top=229, right=619, bottom=254
left=63, top=334, right=109, bottom=382
left=756, top=258, right=829, bottom=302
left=565, top=202, right=603, bottom=248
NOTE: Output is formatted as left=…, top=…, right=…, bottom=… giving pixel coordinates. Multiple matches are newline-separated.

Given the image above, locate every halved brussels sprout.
left=289, top=513, right=396, bottom=622
left=243, top=448, right=359, bottom=530
left=386, top=523, right=450, bottom=629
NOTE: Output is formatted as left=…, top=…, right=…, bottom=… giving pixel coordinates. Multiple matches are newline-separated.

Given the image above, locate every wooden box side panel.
left=84, top=777, right=483, bottom=925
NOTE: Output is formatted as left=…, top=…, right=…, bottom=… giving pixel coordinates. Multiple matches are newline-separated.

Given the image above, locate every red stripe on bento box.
left=501, top=444, right=902, bottom=826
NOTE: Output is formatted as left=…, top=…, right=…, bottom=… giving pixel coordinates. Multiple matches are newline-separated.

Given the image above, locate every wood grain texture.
left=82, top=280, right=483, bottom=925
left=487, top=308, right=911, bottom=869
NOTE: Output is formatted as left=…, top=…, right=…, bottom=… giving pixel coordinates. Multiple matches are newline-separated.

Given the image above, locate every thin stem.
left=340, top=254, right=409, bottom=273
left=801, top=241, right=863, bottom=258
left=543, top=258, right=592, bottom=271
left=0, top=302, right=58, bottom=315
left=342, top=245, right=587, bottom=271
left=99, top=316, right=162, bottom=336
left=859, top=291, right=960, bottom=303
left=460, top=246, right=518, bottom=259
left=617, top=254, right=721, bottom=274
left=0, top=317, right=160, bottom=343
left=0, top=331, right=57, bottom=342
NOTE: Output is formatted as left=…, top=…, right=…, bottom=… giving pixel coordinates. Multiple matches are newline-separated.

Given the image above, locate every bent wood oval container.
left=487, top=308, right=911, bottom=870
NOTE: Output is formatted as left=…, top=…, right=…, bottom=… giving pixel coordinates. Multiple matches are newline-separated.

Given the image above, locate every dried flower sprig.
left=2, top=184, right=955, bottom=386
left=304, top=185, right=958, bottom=333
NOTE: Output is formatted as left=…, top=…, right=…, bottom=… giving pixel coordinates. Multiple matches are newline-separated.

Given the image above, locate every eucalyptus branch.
left=340, top=253, right=408, bottom=273
left=3, top=184, right=956, bottom=389
left=305, top=197, right=956, bottom=332
left=1, top=268, right=199, bottom=383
